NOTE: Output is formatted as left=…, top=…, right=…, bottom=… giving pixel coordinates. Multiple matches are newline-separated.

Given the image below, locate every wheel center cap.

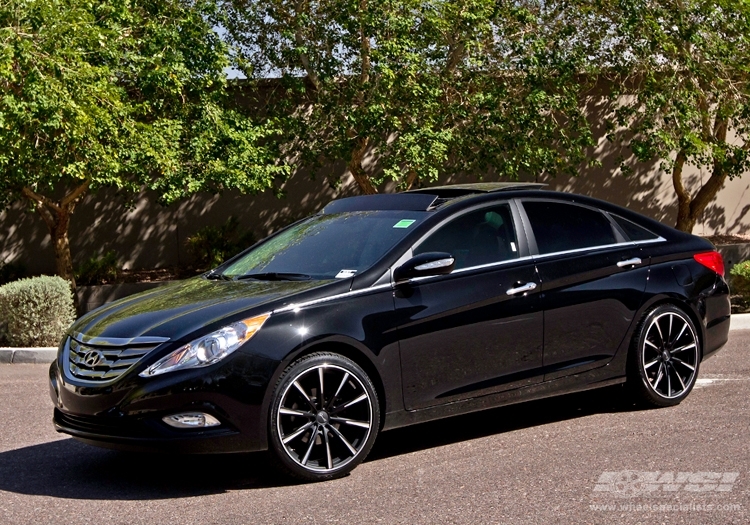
left=316, top=411, right=329, bottom=425
left=662, top=350, right=671, bottom=362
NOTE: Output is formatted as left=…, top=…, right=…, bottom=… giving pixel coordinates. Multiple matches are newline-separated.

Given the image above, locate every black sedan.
left=49, top=183, right=731, bottom=481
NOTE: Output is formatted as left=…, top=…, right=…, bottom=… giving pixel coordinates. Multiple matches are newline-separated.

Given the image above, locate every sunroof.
left=406, top=182, right=546, bottom=198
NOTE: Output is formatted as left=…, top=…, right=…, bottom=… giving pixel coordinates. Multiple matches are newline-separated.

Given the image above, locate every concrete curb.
left=0, top=348, right=57, bottom=364
left=1, top=313, right=749, bottom=364
left=730, top=313, right=750, bottom=331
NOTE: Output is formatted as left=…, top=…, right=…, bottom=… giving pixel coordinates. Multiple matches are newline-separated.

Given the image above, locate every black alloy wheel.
left=268, top=352, right=380, bottom=481
left=629, top=304, right=700, bottom=407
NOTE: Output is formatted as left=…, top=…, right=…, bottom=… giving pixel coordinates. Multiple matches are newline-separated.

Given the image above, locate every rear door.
left=518, top=199, right=649, bottom=380
left=394, top=201, right=544, bottom=410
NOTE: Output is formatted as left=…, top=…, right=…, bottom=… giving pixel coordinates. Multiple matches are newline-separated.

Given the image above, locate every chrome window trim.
left=529, top=236, right=667, bottom=261
left=633, top=236, right=667, bottom=246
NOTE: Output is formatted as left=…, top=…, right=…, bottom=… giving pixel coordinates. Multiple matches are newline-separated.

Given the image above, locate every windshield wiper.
left=235, top=272, right=312, bottom=282
left=205, top=272, right=230, bottom=281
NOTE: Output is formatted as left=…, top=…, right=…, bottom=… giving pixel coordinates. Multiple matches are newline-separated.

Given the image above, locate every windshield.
left=220, top=211, right=428, bottom=280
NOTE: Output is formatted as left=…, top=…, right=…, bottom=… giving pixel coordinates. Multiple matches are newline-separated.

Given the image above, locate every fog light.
left=162, top=412, right=221, bottom=429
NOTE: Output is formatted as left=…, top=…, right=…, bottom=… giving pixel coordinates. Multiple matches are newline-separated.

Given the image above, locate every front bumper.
left=49, top=346, right=279, bottom=454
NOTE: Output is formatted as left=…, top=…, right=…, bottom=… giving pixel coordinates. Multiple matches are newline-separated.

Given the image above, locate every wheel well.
left=642, top=298, right=705, bottom=359
left=290, top=342, right=387, bottom=430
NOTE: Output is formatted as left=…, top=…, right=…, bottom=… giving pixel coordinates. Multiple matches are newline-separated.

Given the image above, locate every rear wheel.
left=268, top=352, right=380, bottom=481
left=628, top=305, right=700, bottom=407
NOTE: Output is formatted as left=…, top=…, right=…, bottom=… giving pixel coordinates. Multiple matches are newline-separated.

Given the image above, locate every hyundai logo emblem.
left=82, top=349, right=104, bottom=367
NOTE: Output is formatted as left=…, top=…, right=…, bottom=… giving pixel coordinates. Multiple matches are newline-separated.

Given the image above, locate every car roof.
left=322, top=183, right=546, bottom=214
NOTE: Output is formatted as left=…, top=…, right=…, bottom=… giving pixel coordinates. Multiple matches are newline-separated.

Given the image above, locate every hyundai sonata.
left=50, top=183, right=731, bottom=481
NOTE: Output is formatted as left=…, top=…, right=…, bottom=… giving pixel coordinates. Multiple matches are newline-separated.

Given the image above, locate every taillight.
left=694, top=251, right=725, bottom=277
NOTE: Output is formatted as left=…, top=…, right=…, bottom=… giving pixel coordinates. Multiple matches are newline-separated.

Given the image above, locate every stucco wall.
left=1, top=135, right=749, bottom=275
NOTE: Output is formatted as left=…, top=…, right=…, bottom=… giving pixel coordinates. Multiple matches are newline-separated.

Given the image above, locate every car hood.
left=70, top=277, right=340, bottom=342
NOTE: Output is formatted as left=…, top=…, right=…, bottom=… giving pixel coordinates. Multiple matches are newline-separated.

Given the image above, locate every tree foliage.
left=0, top=0, right=287, bottom=287
left=580, top=0, right=750, bottom=231
left=222, top=0, right=595, bottom=194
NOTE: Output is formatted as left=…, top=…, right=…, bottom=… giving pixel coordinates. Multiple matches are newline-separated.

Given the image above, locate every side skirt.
left=382, top=367, right=626, bottom=431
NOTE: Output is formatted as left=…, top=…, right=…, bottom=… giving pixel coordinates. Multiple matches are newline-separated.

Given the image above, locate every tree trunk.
left=348, top=137, right=378, bottom=194
left=672, top=118, right=729, bottom=233
left=50, top=209, right=76, bottom=288
left=672, top=149, right=694, bottom=231
left=21, top=182, right=89, bottom=292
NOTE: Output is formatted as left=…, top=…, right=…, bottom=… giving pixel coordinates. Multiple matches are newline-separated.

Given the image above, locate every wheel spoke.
left=279, top=408, right=314, bottom=417
left=668, top=314, right=674, bottom=343
left=328, top=372, right=350, bottom=410
left=644, top=358, right=660, bottom=369
left=653, top=363, right=665, bottom=391
left=671, top=343, right=696, bottom=354
left=328, top=424, right=358, bottom=455
left=301, top=425, right=319, bottom=466
left=319, top=367, right=326, bottom=406
left=294, top=381, right=317, bottom=411
left=654, top=319, right=665, bottom=343
left=323, top=426, right=333, bottom=470
left=343, top=393, right=367, bottom=409
left=672, top=322, right=688, bottom=345
left=282, top=421, right=315, bottom=444
left=331, top=416, right=371, bottom=429
left=672, top=357, right=695, bottom=371
left=645, top=340, right=659, bottom=350
left=666, top=365, right=672, bottom=396
left=674, top=366, right=687, bottom=392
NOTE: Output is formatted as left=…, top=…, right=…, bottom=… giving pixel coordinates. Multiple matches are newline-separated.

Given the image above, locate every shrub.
left=186, top=216, right=255, bottom=270
left=75, top=251, right=119, bottom=286
left=730, top=260, right=750, bottom=297
left=0, top=276, right=76, bottom=347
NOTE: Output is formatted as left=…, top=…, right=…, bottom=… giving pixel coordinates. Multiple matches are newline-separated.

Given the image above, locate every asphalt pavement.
left=0, top=332, right=748, bottom=525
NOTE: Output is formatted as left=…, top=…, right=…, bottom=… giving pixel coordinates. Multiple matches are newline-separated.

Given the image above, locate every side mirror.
left=393, top=252, right=455, bottom=283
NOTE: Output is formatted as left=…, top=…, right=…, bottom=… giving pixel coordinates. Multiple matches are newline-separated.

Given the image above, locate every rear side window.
left=611, top=215, right=659, bottom=241
left=522, top=201, right=618, bottom=255
left=415, top=204, right=519, bottom=270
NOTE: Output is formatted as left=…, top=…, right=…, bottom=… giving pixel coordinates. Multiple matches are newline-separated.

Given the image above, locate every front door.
left=394, top=202, right=544, bottom=410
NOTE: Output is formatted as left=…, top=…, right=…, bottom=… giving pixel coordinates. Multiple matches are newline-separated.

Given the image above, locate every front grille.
left=67, top=337, right=160, bottom=383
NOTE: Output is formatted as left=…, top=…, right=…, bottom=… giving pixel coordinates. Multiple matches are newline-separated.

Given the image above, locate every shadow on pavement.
left=0, top=385, right=643, bottom=499
left=0, top=439, right=286, bottom=499
left=368, top=384, right=644, bottom=461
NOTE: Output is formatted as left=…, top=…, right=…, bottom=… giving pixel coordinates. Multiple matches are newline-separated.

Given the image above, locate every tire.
left=628, top=304, right=701, bottom=407
left=268, top=352, right=380, bottom=481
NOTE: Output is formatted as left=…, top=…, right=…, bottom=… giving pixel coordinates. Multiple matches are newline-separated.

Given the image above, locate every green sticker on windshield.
left=393, top=219, right=416, bottom=229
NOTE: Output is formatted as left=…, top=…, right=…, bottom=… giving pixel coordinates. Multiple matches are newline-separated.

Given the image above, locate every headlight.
left=139, top=313, right=270, bottom=377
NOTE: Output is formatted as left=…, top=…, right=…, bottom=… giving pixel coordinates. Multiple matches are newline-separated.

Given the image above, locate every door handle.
left=617, top=257, right=642, bottom=268
left=506, top=282, right=537, bottom=296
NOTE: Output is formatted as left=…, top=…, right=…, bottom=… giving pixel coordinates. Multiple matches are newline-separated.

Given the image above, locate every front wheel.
left=268, top=352, right=380, bottom=481
left=628, top=304, right=701, bottom=407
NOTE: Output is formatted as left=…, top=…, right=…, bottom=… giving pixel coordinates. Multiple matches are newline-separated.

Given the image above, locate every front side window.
left=414, top=204, right=519, bottom=270
left=221, top=211, right=428, bottom=279
left=522, top=201, right=619, bottom=255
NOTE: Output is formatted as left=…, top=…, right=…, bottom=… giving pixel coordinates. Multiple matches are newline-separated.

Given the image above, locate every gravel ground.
left=0, top=332, right=748, bottom=525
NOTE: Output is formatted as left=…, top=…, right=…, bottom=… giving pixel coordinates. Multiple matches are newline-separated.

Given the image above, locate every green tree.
left=584, top=0, right=750, bottom=232
left=0, top=0, right=287, bottom=288
left=221, top=0, right=594, bottom=194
